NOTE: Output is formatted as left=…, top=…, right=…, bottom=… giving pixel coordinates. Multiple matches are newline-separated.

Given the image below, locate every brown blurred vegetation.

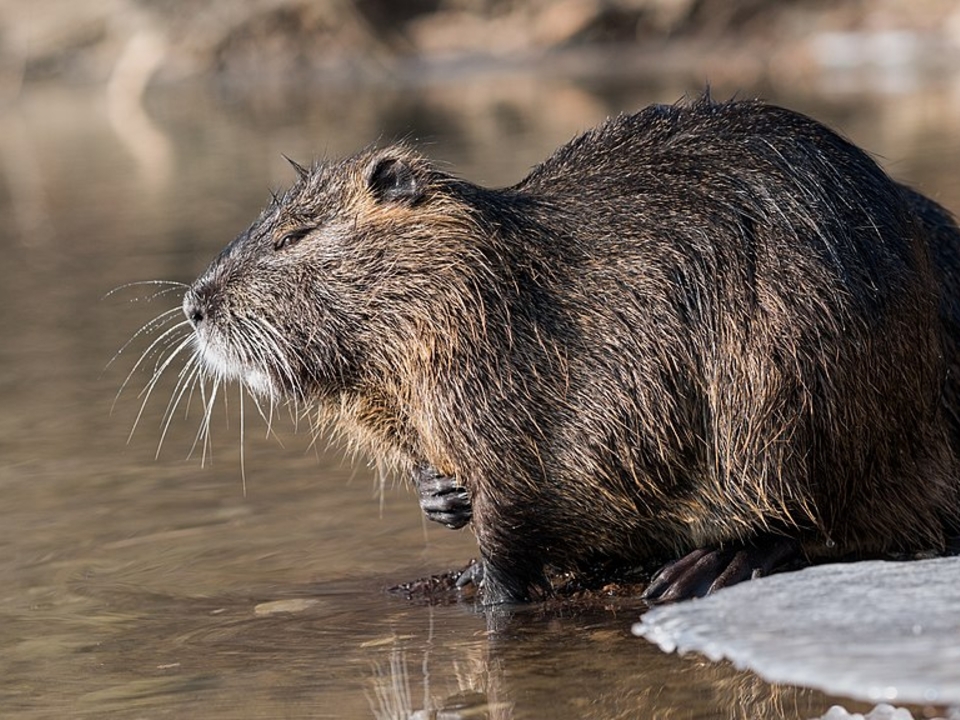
left=2, top=0, right=960, bottom=92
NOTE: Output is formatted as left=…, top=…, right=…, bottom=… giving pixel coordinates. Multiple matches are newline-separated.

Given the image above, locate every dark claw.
left=643, top=535, right=802, bottom=604
left=412, top=463, right=472, bottom=529
left=455, top=559, right=483, bottom=589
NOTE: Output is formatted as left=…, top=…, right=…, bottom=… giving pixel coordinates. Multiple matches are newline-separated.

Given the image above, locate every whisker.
left=135, top=328, right=196, bottom=402
left=198, top=377, right=221, bottom=468
left=139, top=286, right=187, bottom=303
left=247, top=386, right=285, bottom=448
left=129, top=332, right=196, bottom=443
left=112, top=315, right=189, bottom=409
left=107, top=307, right=183, bottom=380
left=187, top=375, right=211, bottom=460
left=157, top=354, right=203, bottom=459
left=239, top=386, right=247, bottom=498
left=254, top=316, right=303, bottom=399
left=102, top=279, right=189, bottom=301
left=233, top=317, right=302, bottom=448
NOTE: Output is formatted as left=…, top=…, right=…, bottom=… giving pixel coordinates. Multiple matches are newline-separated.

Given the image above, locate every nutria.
left=180, top=95, right=960, bottom=604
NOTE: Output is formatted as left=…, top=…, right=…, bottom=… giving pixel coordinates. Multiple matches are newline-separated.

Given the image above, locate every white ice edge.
left=632, top=557, right=960, bottom=708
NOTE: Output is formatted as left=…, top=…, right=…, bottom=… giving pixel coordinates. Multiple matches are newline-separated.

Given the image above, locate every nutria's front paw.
left=642, top=535, right=802, bottom=604
left=412, top=463, right=472, bottom=529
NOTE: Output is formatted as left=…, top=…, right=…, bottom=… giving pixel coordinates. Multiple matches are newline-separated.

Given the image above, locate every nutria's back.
left=908, top=185, right=960, bottom=463
left=182, top=96, right=960, bottom=603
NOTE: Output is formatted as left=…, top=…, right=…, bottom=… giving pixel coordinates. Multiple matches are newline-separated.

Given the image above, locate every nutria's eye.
left=274, top=227, right=312, bottom=251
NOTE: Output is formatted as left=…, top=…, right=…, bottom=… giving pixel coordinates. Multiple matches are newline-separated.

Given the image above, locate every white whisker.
left=102, top=279, right=189, bottom=301
left=109, top=310, right=185, bottom=404
left=239, top=386, right=247, bottom=498
left=187, top=376, right=210, bottom=460
left=247, top=386, right=284, bottom=448
left=129, top=331, right=196, bottom=443
left=196, top=377, right=221, bottom=468
left=157, top=354, right=202, bottom=459
left=107, top=306, right=182, bottom=369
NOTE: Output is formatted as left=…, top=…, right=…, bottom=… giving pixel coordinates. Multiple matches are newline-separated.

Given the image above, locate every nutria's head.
left=182, top=146, right=489, bottom=404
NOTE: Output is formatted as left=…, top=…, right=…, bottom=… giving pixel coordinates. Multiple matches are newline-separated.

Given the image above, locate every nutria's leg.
left=412, top=463, right=472, bottom=529
left=454, top=555, right=522, bottom=604
left=463, top=557, right=536, bottom=605
left=451, top=537, right=549, bottom=604
left=642, top=535, right=802, bottom=603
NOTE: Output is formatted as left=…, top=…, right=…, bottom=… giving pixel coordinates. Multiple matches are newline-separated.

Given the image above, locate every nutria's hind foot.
left=456, top=557, right=551, bottom=605
left=454, top=558, right=483, bottom=589
left=454, top=559, right=513, bottom=605
left=643, top=535, right=802, bottom=604
left=412, top=463, right=472, bottom=529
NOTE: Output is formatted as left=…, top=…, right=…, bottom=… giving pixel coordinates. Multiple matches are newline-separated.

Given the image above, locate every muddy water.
left=3, top=74, right=960, bottom=719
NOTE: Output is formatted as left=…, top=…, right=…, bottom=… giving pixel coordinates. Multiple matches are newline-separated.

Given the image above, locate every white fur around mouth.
left=192, top=334, right=277, bottom=398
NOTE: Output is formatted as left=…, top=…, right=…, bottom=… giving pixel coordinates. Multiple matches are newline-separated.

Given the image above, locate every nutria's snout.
left=181, top=269, right=299, bottom=400
left=183, top=275, right=222, bottom=330
left=182, top=289, right=204, bottom=329
left=181, top=282, right=243, bottom=385
left=183, top=280, right=224, bottom=332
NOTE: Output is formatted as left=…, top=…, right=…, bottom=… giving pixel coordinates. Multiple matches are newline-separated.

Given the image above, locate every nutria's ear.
left=367, top=156, right=422, bottom=205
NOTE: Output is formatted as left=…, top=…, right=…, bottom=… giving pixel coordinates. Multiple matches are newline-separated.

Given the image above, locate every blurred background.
left=4, top=0, right=960, bottom=237
left=6, top=0, right=960, bottom=90
left=3, top=2, right=960, bottom=718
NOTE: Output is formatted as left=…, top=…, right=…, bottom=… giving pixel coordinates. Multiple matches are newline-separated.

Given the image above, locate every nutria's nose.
left=183, top=289, right=205, bottom=327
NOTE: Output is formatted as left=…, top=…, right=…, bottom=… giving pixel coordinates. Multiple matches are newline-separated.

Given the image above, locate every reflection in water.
left=357, top=598, right=883, bottom=720
left=77, top=579, right=875, bottom=720
left=366, top=622, right=507, bottom=719
left=2, top=71, right=960, bottom=718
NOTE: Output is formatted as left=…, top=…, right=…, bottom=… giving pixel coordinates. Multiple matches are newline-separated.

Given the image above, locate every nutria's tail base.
left=412, top=463, right=472, bottom=529
left=642, top=535, right=804, bottom=604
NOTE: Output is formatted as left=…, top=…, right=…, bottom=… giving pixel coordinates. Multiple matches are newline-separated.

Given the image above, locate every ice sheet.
left=633, top=557, right=960, bottom=707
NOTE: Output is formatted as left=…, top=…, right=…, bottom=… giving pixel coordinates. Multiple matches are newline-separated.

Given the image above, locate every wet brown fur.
left=184, top=96, right=960, bottom=602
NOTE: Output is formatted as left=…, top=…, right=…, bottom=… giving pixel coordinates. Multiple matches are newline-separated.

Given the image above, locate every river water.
left=3, top=71, right=960, bottom=718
